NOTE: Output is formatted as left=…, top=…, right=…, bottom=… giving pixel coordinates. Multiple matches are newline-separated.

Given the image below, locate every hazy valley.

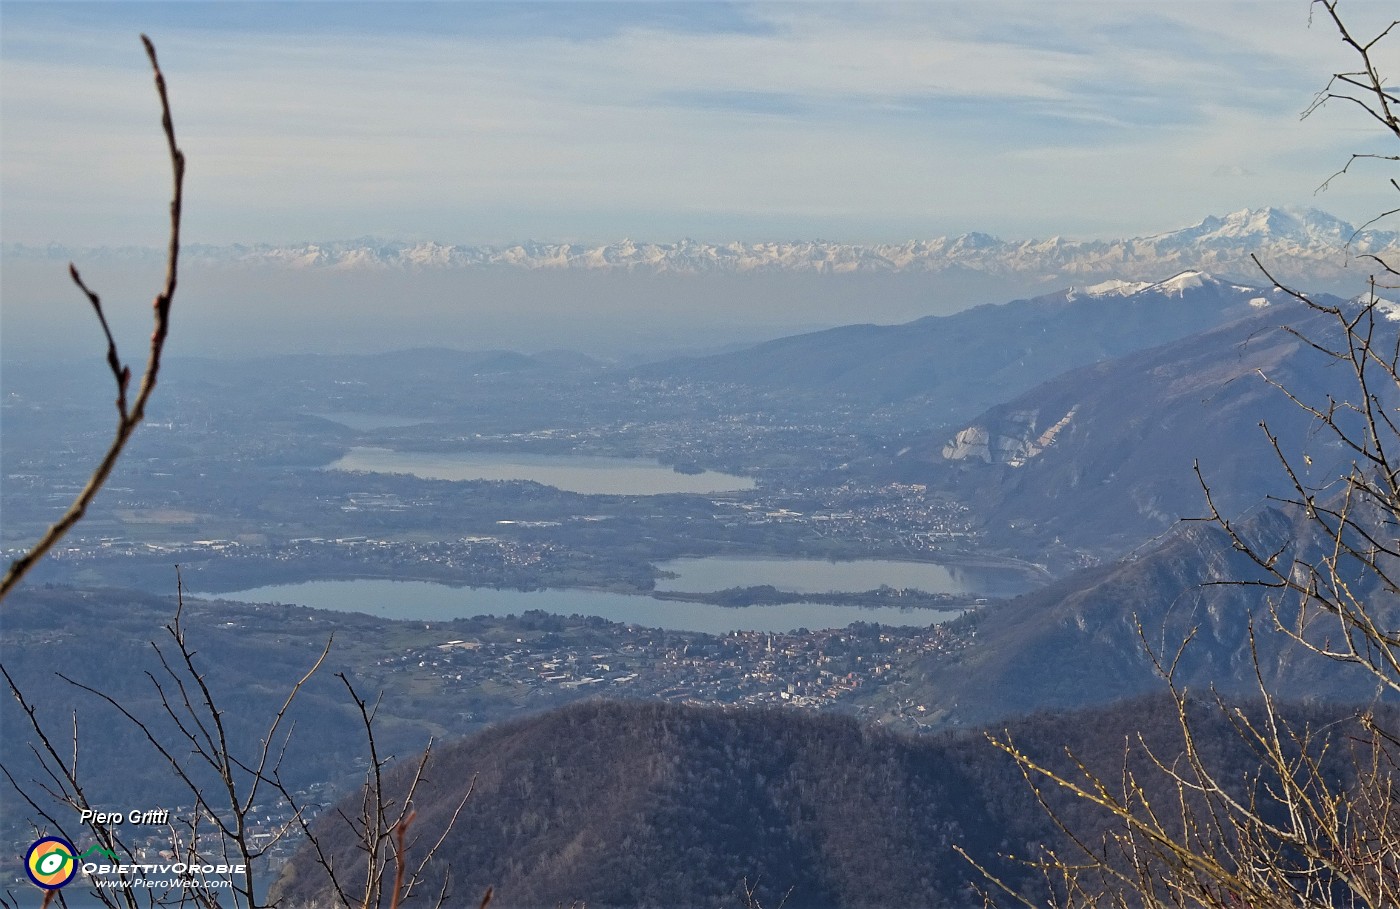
left=6, top=225, right=1398, bottom=904
left=11, top=2, right=1400, bottom=904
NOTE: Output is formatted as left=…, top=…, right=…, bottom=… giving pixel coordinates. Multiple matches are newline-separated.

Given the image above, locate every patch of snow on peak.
left=1149, top=271, right=1212, bottom=295
left=1360, top=293, right=1400, bottom=321
left=1082, top=279, right=1150, bottom=297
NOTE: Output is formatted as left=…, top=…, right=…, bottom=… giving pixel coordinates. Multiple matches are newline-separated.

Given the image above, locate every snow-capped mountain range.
left=7, top=207, right=1397, bottom=287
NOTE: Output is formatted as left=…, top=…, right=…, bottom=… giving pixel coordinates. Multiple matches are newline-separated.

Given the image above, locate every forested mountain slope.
left=274, top=697, right=1382, bottom=909
left=636, top=273, right=1297, bottom=426
left=887, top=297, right=1387, bottom=563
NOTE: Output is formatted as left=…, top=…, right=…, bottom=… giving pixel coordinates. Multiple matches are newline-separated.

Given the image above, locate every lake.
left=211, top=579, right=963, bottom=634
left=655, top=556, right=1038, bottom=598
left=327, top=447, right=755, bottom=495
left=312, top=412, right=437, bottom=430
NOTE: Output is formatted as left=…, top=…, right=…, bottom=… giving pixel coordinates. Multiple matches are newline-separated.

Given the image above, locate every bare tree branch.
left=0, top=35, right=185, bottom=601
left=973, top=6, right=1400, bottom=905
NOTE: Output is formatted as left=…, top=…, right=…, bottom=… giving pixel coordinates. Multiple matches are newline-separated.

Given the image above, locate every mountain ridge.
left=905, top=494, right=1400, bottom=728
left=271, top=696, right=1383, bottom=909
left=7, top=208, right=1396, bottom=288
left=894, top=291, right=1395, bottom=566
left=633, top=270, right=1305, bottom=428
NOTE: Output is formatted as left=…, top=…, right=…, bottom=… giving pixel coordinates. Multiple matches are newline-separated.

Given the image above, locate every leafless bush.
left=2, top=573, right=469, bottom=909
left=968, top=3, right=1400, bottom=906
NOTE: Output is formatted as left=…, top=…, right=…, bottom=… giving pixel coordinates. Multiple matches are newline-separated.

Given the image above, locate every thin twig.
left=0, top=35, right=184, bottom=600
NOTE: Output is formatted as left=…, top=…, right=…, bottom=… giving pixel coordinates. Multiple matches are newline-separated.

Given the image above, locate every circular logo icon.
left=25, top=837, right=77, bottom=890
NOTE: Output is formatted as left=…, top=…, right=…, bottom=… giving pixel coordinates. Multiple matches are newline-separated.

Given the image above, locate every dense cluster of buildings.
left=386, top=618, right=973, bottom=719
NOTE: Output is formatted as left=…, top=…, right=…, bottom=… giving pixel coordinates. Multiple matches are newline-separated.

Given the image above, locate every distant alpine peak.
left=1156, top=206, right=1358, bottom=246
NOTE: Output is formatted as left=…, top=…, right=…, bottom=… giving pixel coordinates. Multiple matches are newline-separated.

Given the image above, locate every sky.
left=2, top=1, right=1396, bottom=250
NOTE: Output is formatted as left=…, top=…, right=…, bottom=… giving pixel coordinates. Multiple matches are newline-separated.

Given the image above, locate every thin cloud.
left=1, top=2, right=1392, bottom=245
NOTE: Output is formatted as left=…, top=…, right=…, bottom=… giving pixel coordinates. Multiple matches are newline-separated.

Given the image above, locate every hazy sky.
left=1, top=1, right=1396, bottom=248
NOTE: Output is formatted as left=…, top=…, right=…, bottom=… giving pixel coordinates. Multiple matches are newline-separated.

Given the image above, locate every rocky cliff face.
left=942, top=406, right=1078, bottom=467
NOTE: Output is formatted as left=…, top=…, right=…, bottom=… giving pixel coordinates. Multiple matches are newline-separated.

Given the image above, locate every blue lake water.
left=655, top=556, right=1038, bottom=598
left=312, top=412, right=437, bottom=430
left=211, top=579, right=964, bottom=634
left=326, top=447, right=755, bottom=496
